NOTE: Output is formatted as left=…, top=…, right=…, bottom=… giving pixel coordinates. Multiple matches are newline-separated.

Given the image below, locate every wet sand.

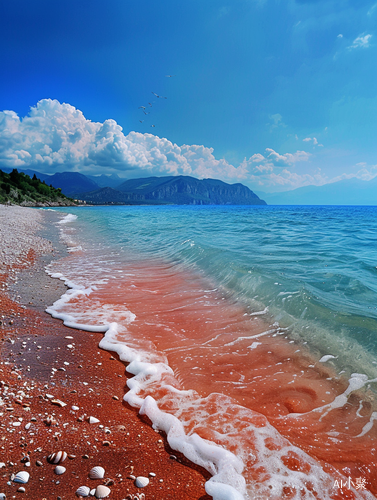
left=0, top=205, right=211, bottom=500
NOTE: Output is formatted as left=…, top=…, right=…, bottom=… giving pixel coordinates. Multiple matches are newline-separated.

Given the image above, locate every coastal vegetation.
left=0, top=168, right=75, bottom=206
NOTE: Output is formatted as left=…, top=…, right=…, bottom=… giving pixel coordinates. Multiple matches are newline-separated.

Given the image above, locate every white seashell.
left=75, top=485, right=90, bottom=497
left=88, top=416, right=100, bottom=424
left=17, top=487, right=25, bottom=493
left=48, top=451, right=67, bottom=464
left=95, top=485, right=111, bottom=498
left=90, top=489, right=96, bottom=496
left=25, top=423, right=31, bottom=430
left=0, top=493, right=6, bottom=500
left=54, top=466, right=66, bottom=475
left=135, top=476, right=149, bottom=488
left=13, top=471, right=29, bottom=484
left=72, top=405, right=79, bottom=411
left=89, top=466, right=105, bottom=479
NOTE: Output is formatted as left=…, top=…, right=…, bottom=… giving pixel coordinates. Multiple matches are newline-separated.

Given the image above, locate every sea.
left=44, top=204, right=377, bottom=500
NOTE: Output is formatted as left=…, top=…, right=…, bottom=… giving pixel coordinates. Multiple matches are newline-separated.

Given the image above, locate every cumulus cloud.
left=0, top=99, right=251, bottom=181
left=348, top=34, right=372, bottom=49
left=265, top=148, right=310, bottom=166
left=0, top=99, right=316, bottom=191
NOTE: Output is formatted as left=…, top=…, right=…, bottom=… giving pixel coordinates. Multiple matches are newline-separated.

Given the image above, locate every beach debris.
left=43, top=415, right=57, bottom=426
left=89, top=466, right=105, bottom=480
left=88, top=416, right=100, bottom=424
left=54, top=466, right=66, bottom=475
left=94, top=485, right=111, bottom=498
left=51, top=399, right=67, bottom=407
left=135, top=476, right=149, bottom=488
left=75, top=485, right=90, bottom=497
left=13, top=471, right=29, bottom=484
left=47, top=451, right=67, bottom=464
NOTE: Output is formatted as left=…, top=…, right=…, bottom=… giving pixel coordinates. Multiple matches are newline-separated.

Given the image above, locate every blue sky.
left=0, top=0, right=376, bottom=192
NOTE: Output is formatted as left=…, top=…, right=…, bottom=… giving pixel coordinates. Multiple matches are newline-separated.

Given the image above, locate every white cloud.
left=0, top=99, right=317, bottom=192
left=303, top=137, right=319, bottom=145
left=268, top=113, right=286, bottom=131
left=348, top=34, right=372, bottom=49
left=0, top=99, right=250, bottom=182
left=330, top=163, right=377, bottom=183
left=265, top=148, right=310, bottom=166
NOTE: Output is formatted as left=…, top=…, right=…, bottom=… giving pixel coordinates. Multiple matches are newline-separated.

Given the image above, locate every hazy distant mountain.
left=258, top=177, right=377, bottom=205
left=86, top=173, right=123, bottom=189
left=0, top=167, right=100, bottom=197
left=78, top=176, right=267, bottom=205
left=46, top=172, right=100, bottom=196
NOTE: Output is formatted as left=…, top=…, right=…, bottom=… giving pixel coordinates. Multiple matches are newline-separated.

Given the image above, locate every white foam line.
left=224, top=329, right=276, bottom=347
left=45, top=271, right=247, bottom=500
left=356, top=411, right=377, bottom=438
left=249, top=307, right=269, bottom=316
left=285, top=373, right=377, bottom=429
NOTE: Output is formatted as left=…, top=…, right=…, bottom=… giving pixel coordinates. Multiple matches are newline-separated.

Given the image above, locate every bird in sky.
left=151, top=124, right=155, bottom=127
left=143, top=110, right=150, bottom=115
left=139, top=120, right=144, bottom=123
left=165, top=75, right=175, bottom=77
left=138, top=106, right=146, bottom=109
left=152, top=92, right=167, bottom=99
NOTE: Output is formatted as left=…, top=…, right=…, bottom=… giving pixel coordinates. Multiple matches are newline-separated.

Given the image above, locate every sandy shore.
left=0, top=205, right=211, bottom=500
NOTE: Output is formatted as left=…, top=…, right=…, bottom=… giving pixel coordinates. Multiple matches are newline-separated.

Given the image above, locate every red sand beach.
left=0, top=205, right=211, bottom=500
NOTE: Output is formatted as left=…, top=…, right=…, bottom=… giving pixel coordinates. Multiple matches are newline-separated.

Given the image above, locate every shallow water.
left=46, top=205, right=377, bottom=499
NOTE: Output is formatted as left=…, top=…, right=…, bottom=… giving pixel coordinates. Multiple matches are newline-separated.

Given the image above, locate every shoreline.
left=0, top=206, right=211, bottom=500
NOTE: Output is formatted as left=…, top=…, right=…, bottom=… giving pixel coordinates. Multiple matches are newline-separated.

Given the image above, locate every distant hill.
left=0, top=167, right=101, bottom=197
left=78, top=176, right=267, bottom=205
left=0, top=169, right=75, bottom=206
left=86, top=173, right=123, bottom=189
left=259, top=177, right=377, bottom=205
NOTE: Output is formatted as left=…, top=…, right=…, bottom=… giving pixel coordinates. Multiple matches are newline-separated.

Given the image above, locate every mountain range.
left=0, top=167, right=266, bottom=205
left=2, top=165, right=376, bottom=205
left=257, top=177, right=377, bottom=205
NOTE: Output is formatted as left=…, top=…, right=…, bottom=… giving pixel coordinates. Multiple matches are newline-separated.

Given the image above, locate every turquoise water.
left=57, top=204, right=377, bottom=370
left=48, top=204, right=377, bottom=499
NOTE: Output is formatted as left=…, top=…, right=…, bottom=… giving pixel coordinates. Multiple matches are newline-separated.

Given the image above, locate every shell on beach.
left=95, top=485, right=111, bottom=498
left=47, top=451, right=67, bottom=464
left=89, top=466, right=105, bottom=480
left=88, top=416, right=100, bottom=424
left=13, top=471, right=30, bottom=484
left=54, top=466, right=66, bottom=475
left=135, top=476, right=149, bottom=488
left=75, top=485, right=90, bottom=497
left=0, top=493, right=6, bottom=500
